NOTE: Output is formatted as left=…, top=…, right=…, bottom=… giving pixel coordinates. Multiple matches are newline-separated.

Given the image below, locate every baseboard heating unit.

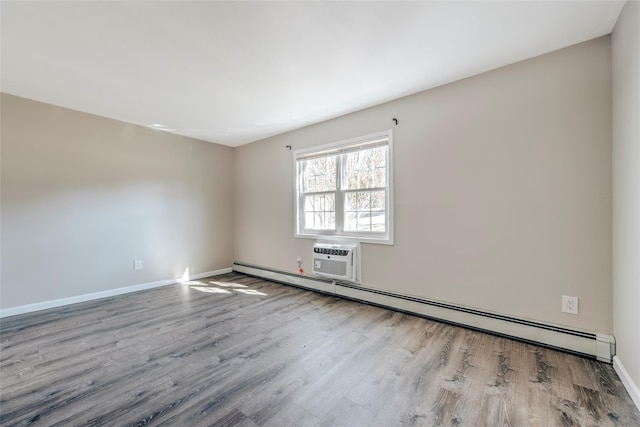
left=232, top=262, right=615, bottom=363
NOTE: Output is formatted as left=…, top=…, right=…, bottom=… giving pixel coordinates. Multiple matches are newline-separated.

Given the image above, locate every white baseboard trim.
left=613, top=356, right=640, bottom=411
left=0, top=267, right=233, bottom=319
left=233, top=262, right=616, bottom=363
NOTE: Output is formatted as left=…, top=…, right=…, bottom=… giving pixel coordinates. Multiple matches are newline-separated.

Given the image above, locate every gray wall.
left=1, top=93, right=234, bottom=309
left=234, top=37, right=613, bottom=333
left=612, top=0, right=640, bottom=395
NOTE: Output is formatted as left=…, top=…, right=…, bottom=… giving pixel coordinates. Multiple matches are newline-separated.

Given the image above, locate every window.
left=295, top=130, right=393, bottom=244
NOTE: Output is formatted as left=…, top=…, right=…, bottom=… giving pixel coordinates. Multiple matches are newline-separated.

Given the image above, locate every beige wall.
left=1, top=36, right=616, bottom=339
left=612, top=0, right=640, bottom=391
left=235, top=37, right=613, bottom=333
left=1, top=93, right=234, bottom=309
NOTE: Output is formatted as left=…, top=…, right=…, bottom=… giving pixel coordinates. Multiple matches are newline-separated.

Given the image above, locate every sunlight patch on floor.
left=188, top=281, right=268, bottom=296
left=209, top=281, right=248, bottom=288
left=191, top=286, right=232, bottom=294
left=234, top=289, right=268, bottom=296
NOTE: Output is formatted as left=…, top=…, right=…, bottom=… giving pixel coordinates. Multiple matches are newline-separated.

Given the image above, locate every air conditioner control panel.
left=313, top=247, right=350, bottom=256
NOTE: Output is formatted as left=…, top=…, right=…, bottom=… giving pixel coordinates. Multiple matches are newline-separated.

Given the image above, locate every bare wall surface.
left=234, top=37, right=613, bottom=333
left=0, top=94, right=234, bottom=309
left=612, top=0, right=640, bottom=392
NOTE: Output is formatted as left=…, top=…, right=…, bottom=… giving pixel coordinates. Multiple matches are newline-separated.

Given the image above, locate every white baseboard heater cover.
left=232, top=262, right=615, bottom=364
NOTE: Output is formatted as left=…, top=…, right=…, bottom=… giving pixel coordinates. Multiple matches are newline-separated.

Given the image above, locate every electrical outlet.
left=296, top=257, right=302, bottom=268
left=134, top=260, right=143, bottom=270
left=562, top=295, right=578, bottom=314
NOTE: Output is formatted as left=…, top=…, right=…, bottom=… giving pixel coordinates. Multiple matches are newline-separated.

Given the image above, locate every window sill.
left=295, top=232, right=394, bottom=246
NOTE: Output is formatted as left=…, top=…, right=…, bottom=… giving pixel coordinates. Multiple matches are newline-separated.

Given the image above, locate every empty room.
left=1, top=1, right=639, bottom=426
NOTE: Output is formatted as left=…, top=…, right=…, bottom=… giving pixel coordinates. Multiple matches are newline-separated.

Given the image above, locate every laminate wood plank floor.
left=1, top=273, right=639, bottom=426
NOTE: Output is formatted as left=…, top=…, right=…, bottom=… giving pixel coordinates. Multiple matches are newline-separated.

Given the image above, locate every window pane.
left=326, top=194, right=335, bottom=211
left=343, top=151, right=357, bottom=190
left=343, top=190, right=385, bottom=233
left=356, top=191, right=370, bottom=210
left=358, top=150, right=372, bottom=170
left=345, top=193, right=357, bottom=211
left=358, top=170, right=372, bottom=189
left=344, top=147, right=387, bottom=190
left=371, top=190, right=385, bottom=211
left=306, top=194, right=332, bottom=212
left=325, top=212, right=336, bottom=229
left=373, top=168, right=385, bottom=188
left=327, top=171, right=336, bottom=190
left=345, top=212, right=357, bottom=231
left=303, top=193, right=335, bottom=230
left=303, top=155, right=337, bottom=193
left=304, top=212, right=317, bottom=229
left=371, top=212, right=385, bottom=231
left=374, top=146, right=387, bottom=167
left=357, top=213, right=371, bottom=231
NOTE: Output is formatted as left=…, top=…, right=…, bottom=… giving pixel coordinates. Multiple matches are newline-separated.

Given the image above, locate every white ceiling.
left=1, top=1, right=625, bottom=147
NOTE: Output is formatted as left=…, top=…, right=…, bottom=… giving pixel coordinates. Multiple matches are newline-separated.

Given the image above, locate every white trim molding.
left=0, top=267, right=232, bottom=319
left=233, top=262, right=616, bottom=363
left=613, top=356, right=640, bottom=411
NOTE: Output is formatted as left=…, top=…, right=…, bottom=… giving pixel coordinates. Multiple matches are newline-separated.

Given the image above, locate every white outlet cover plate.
left=562, top=295, right=578, bottom=314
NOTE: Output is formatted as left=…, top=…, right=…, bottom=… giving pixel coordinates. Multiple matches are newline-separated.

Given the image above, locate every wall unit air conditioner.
left=312, top=242, right=360, bottom=283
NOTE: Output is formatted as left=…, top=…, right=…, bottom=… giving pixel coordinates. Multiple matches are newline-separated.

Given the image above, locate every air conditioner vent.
left=312, top=242, right=360, bottom=283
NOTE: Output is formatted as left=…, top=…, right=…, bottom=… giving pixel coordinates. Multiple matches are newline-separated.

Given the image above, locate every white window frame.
left=294, top=129, right=394, bottom=245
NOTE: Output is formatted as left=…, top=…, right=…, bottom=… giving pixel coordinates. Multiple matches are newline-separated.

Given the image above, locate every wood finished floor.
left=1, top=273, right=639, bottom=427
